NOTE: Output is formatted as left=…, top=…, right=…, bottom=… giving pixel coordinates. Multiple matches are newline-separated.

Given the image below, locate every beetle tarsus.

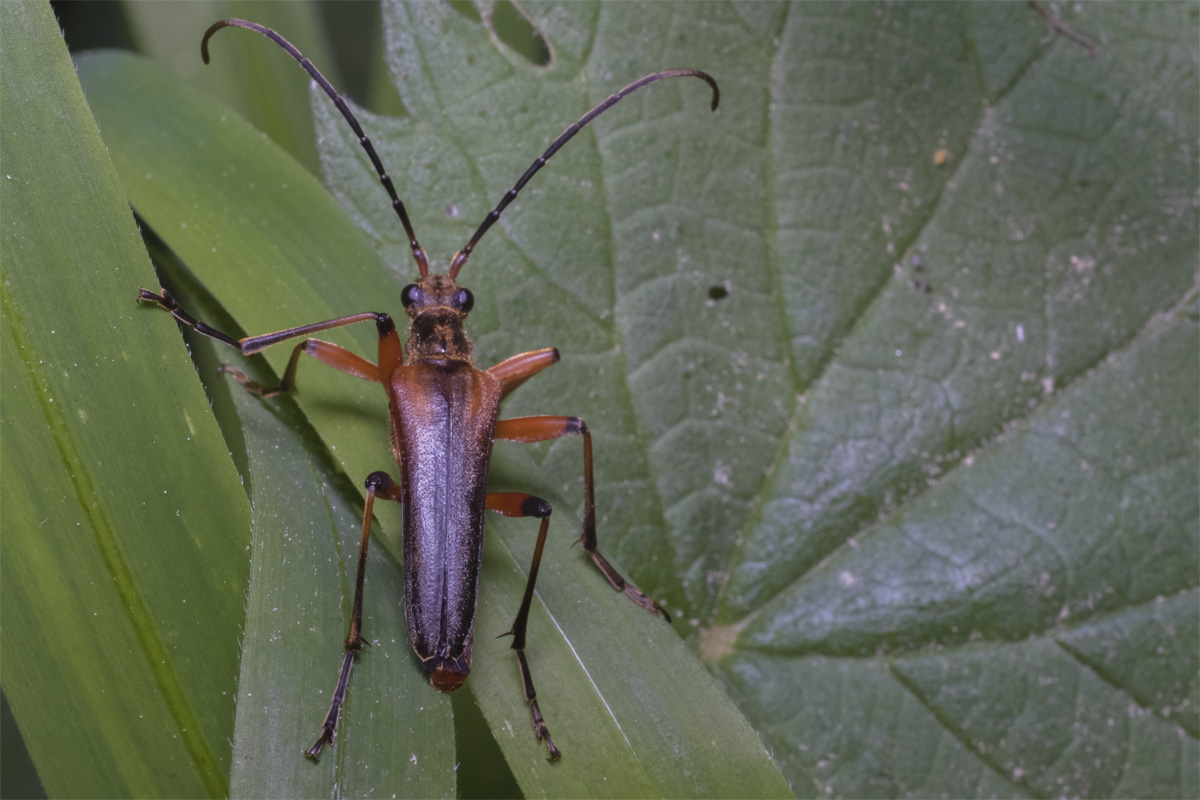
left=624, top=584, right=672, bottom=622
left=306, top=730, right=333, bottom=761
left=306, top=649, right=357, bottom=761
left=136, top=286, right=170, bottom=307
left=588, top=550, right=671, bottom=622
left=530, top=698, right=561, bottom=762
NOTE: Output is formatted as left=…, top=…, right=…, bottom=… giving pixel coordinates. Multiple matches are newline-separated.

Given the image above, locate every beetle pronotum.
left=138, top=18, right=718, bottom=761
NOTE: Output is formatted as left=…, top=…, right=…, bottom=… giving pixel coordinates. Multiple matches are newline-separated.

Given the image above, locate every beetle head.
left=400, top=273, right=475, bottom=361
left=400, top=273, right=474, bottom=318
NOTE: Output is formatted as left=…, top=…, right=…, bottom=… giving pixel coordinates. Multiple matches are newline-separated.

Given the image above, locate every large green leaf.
left=313, top=2, right=1196, bottom=797
left=0, top=2, right=250, bottom=797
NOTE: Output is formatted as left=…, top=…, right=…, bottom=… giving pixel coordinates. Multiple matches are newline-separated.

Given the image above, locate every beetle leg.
left=137, top=287, right=400, bottom=394
left=493, top=416, right=671, bottom=621
left=221, top=338, right=380, bottom=397
left=307, top=470, right=402, bottom=761
left=487, top=347, right=559, bottom=400
left=486, top=492, right=561, bottom=761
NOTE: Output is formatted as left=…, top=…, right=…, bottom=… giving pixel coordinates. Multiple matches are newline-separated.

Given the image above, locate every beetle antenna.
left=447, top=68, right=719, bottom=279
left=202, top=18, right=431, bottom=277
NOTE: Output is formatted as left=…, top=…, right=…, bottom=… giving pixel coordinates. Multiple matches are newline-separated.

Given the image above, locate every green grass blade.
left=332, top=2, right=1197, bottom=797
left=227, top=378, right=455, bottom=797
left=76, top=49, right=457, bottom=797
left=0, top=3, right=251, bottom=796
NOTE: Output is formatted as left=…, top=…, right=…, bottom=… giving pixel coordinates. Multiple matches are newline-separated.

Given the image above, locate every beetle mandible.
left=137, top=18, right=719, bottom=761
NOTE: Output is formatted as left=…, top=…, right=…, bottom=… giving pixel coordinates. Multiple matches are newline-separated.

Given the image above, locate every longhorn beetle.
left=138, top=18, right=719, bottom=761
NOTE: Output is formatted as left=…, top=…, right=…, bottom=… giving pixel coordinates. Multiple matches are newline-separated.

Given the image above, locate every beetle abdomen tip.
left=430, top=665, right=469, bottom=692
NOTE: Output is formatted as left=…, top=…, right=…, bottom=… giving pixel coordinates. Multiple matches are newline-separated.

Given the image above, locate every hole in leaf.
left=489, top=0, right=550, bottom=66
left=708, top=285, right=729, bottom=301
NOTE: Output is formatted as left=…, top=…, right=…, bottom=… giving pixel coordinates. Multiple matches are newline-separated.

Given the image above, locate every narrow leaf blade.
left=1, top=3, right=251, bottom=796
left=76, top=49, right=457, bottom=796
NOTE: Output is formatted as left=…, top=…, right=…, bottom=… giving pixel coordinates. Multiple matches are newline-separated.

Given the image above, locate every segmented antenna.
left=202, top=19, right=719, bottom=282
left=447, top=68, right=719, bottom=278
left=202, top=18, right=432, bottom=277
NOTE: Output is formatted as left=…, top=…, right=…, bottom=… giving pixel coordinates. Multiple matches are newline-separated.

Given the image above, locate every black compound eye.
left=401, top=283, right=420, bottom=308
left=457, top=288, right=474, bottom=313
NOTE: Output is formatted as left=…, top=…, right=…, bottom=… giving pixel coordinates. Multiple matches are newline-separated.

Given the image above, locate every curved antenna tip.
left=201, top=18, right=251, bottom=65
left=652, top=68, right=720, bottom=111
left=199, top=17, right=429, bottom=276
left=692, top=69, right=720, bottom=112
